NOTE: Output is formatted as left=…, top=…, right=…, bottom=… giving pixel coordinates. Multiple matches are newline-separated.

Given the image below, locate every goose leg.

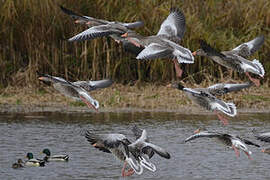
left=245, top=72, right=260, bottom=87
left=215, top=111, right=228, bottom=125
left=173, top=59, right=183, bottom=78
left=79, top=95, right=98, bottom=112
left=121, top=162, right=135, bottom=177
left=127, top=37, right=141, bottom=47
left=244, top=152, right=252, bottom=160
left=232, top=145, right=240, bottom=157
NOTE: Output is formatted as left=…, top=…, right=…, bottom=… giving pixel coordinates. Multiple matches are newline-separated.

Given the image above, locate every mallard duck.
left=85, top=129, right=170, bottom=177
left=41, top=149, right=69, bottom=162
left=167, top=82, right=252, bottom=125
left=192, top=36, right=265, bottom=86
left=38, top=73, right=104, bottom=111
left=122, top=8, right=193, bottom=78
left=59, top=5, right=144, bottom=43
left=185, top=128, right=260, bottom=159
left=25, top=153, right=45, bottom=167
left=12, top=159, right=24, bottom=169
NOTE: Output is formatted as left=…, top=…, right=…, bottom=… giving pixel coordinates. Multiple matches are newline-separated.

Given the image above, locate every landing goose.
left=193, top=36, right=265, bottom=86
left=168, top=82, right=252, bottom=125
left=122, top=8, right=194, bottom=78
left=38, top=73, right=103, bottom=111
left=85, top=129, right=170, bottom=176
left=185, top=128, right=260, bottom=159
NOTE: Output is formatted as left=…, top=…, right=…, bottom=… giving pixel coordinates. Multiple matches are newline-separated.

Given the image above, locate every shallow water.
left=1, top=111, right=270, bottom=180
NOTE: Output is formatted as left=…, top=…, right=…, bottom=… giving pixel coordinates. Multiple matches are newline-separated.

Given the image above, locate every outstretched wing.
left=157, top=8, right=186, bottom=40
left=143, top=142, right=170, bottom=159
left=231, top=35, right=264, bottom=58
left=74, top=79, right=113, bottom=91
left=84, top=131, right=129, bottom=153
left=122, top=21, right=144, bottom=29
left=136, top=43, right=172, bottom=60
left=184, top=131, right=224, bottom=142
left=237, top=136, right=260, bottom=147
left=68, top=24, right=124, bottom=42
left=199, top=40, right=226, bottom=58
left=207, top=82, right=253, bottom=96
left=254, top=132, right=270, bottom=143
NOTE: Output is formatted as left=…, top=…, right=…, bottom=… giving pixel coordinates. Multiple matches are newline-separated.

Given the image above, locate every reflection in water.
left=0, top=112, right=270, bottom=180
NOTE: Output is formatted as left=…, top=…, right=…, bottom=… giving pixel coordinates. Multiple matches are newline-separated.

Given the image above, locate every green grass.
left=243, top=95, right=270, bottom=102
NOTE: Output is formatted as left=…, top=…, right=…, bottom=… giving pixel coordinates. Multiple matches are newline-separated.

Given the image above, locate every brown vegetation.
left=0, top=0, right=269, bottom=88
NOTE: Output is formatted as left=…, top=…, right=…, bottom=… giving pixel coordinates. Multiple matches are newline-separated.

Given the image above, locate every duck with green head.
left=25, top=152, right=45, bottom=167
left=41, top=149, right=69, bottom=162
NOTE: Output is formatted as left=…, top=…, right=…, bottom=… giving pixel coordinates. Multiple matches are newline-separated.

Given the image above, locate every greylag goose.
left=193, top=36, right=265, bottom=86
left=60, top=6, right=144, bottom=42
left=167, top=82, right=252, bottom=125
left=85, top=129, right=170, bottom=177
left=60, top=6, right=144, bottom=55
left=25, top=153, right=45, bottom=167
left=41, top=149, right=69, bottom=162
left=38, top=73, right=105, bottom=111
left=122, top=8, right=194, bottom=78
left=252, top=130, right=270, bottom=154
left=185, top=128, right=260, bottom=159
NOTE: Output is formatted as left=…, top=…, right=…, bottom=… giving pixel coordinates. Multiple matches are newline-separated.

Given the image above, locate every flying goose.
left=167, top=82, right=252, bottom=125
left=122, top=8, right=193, bottom=78
left=84, top=129, right=170, bottom=176
left=38, top=73, right=110, bottom=111
left=192, top=36, right=265, bottom=86
left=185, top=128, right=260, bottom=159
left=41, top=149, right=69, bottom=162
left=60, top=6, right=144, bottom=42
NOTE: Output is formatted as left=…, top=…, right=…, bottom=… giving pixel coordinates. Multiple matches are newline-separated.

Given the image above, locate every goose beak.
left=121, top=32, right=128, bottom=38
left=194, top=128, right=200, bottom=134
left=38, top=77, right=44, bottom=81
left=192, top=51, right=197, bottom=56
left=261, top=149, right=265, bottom=153
left=166, top=83, right=172, bottom=88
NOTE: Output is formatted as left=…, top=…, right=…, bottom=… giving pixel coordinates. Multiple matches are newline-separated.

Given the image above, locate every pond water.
left=0, top=111, right=270, bottom=180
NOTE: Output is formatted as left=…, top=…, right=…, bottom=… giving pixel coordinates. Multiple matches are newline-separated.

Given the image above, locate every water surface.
left=1, top=112, right=270, bottom=180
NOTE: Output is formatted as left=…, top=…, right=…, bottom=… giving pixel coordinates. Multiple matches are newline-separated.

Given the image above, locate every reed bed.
left=0, top=0, right=269, bottom=88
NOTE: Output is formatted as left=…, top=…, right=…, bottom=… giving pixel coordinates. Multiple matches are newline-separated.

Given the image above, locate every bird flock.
left=13, top=5, right=269, bottom=177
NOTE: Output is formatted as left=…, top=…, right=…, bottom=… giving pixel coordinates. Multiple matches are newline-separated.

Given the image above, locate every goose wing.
left=73, top=79, right=113, bottom=91
left=60, top=5, right=109, bottom=25
left=38, top=73, right=69, bottom=84
left=68, top=24, right=124, bottom=42
left=157, top=8, right=186, bottom=40
left=231, top=35, right=264, bottom=58
left=131, top=125, right=155, bottom=159
left=136, top=43, right=172, bottom=60
left=122, top=21, right=144, bottom=29
left=184, top=131, right=225, bottom=142
left=199, top=40, right=226, bottom=58
left=254, top=132, right=270, bottom=143
left=236, top=136, right=260, bottom=147
left=85, top=130, right=130, bottom=153
left=143, top=142, right=170, bottom=159
left=207, top=82, right=253, bottom=96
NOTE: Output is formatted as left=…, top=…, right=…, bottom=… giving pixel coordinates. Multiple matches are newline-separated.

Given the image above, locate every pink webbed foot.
left=215, top=111, right=229, bottom=125
left=245, top=72, right=260, bottom=87
left=173, top=59, right=183, bottom=78
left=244, top=152, right=253, bottom=160
left=232, top=145, right=240, bottom=157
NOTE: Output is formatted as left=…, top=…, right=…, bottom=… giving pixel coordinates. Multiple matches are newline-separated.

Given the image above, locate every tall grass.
left=0, top=0, right=269, bottom=87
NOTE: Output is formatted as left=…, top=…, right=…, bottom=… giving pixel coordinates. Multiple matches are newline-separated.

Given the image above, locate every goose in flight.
left=84, top=129, right=170, bottom=176
left=167, top=82, right=252, bottom=125
left=192, top=36, right=265, bottom=86
left=38, top=73, right=112, bottom=111
left=60, top=6, right=144, bottom=42
left=122, top=8, right=193, bottom=78
left=185, top=128, right=260, bottom=159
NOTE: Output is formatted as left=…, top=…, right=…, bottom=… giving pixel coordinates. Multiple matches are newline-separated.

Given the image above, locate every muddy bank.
left=0, top=83, right=269, bottom=114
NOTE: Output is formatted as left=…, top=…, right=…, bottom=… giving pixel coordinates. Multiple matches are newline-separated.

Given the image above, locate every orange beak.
left=261, top=149, right=265, bottom=153
left=86, top=21, right=92, bottom=25
left=93, top=143, right=97, bottom=147
left=121, top=32, right=128, bottom=38
left=166, top=84, right=172, bottom=88
left=194, top=128, right=200, bottom=134
left=38, top=77, right=44, bottom=81
left=192, top=51, right=197, bottom=56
